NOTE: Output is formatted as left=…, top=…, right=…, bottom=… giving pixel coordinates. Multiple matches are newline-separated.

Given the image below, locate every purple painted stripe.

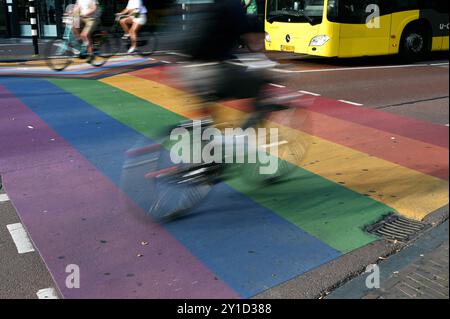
left=0, top=85, right=238, bottom=299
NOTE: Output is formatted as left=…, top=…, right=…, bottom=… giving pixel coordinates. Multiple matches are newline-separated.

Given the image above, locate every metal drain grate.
left=367, top=214, right=430, bottom=242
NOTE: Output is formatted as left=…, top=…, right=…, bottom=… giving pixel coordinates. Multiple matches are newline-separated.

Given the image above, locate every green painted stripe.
left=50, top=78, right=393, bottom=253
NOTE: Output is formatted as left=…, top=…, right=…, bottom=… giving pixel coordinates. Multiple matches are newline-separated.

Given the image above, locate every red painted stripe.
left=302, top=97, right=449, bottom=149
left=126, top=143, right=161, bottom=157
left=145, top=166, right=179, bottom=179
left=225, top=97, right=449, bottom=180
left=129, top=67, right=449, bottom=180
left=131, top=66, right=448, bottom=149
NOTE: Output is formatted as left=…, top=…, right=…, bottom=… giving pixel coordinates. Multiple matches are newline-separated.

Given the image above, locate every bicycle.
left=120, top=59, right=312, bottom=222
left=45, top=7, right=111, bottom=71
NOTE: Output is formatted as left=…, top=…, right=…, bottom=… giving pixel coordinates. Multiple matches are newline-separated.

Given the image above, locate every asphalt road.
left=0, top=51, right=448, bottom=299
left=267, top=52, right=449, bottom=125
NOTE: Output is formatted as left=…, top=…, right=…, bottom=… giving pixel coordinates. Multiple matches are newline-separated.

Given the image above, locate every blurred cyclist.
left=72, top=0, right=100, bottom=60
left=178, top=0, right=271, bottom=128
left=116, top=0, right=148, bottom=54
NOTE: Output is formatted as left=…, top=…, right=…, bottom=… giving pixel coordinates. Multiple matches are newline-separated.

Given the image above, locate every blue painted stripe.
left=1, top=77, right=341, bottom=297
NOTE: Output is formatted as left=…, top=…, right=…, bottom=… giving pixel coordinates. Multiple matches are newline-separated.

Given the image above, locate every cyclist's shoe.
left=122, top=33, right=130, bottom=40
left=86, top=54, right=94, bottom=63
left=127, top=46, right=137, bottom=54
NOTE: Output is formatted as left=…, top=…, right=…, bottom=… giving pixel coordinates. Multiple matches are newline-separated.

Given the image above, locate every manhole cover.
left=366, top=214, right=430, bottom=242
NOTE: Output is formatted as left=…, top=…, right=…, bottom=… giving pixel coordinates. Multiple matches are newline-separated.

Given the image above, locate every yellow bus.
left=264, top=0, right=449, bottom=59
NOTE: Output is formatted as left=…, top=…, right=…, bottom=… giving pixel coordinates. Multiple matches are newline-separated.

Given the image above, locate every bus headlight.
left=309, top=35, right=330, bottom=46
left=265, top=32, right=272, bottom=43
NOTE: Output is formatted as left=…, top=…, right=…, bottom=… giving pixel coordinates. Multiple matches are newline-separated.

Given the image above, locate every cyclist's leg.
left=129, top=22, right=143, bottom=52
left=80, top=18, right=97, bottom=55
left=129, top=14, right=146, bottom=52
left=71, top=24, right=81, bottom=40
left=221, top=66, right=268, bottom=130
left=119, top=16, right=133, bottom=37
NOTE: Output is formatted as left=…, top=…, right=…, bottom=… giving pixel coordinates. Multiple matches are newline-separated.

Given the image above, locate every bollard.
left=29, top=0, right=39, bottom=55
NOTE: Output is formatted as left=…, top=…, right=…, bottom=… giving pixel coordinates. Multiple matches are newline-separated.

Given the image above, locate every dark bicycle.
left=121, top=60, right=312, bottom=222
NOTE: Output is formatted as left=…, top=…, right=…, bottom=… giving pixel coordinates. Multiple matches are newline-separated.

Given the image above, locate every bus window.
left=328, top=0, right=380, bottom=24
left=266, top=0, right=325, bottom=25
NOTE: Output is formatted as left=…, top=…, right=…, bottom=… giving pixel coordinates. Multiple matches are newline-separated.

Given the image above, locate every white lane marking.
left=161, top=60, right=171, bottom=64
left=260, top=140, right=288, bottom=149
left=269, top=83, right=286, bottom=88
left=429, top=62, right=450, bottom=67
left=271, top=62, right=449, bottom=74
left=0, top=194, right=10, bottom=202
left=299, top=90, right=321, bottom=96
left=339, top=99, right=363, bottom=106
left=166, top=51, right=191, bottom=58
left=184, top=62, right=219, bottom=68
left=6, top=223, right=35, bottom=254
left=36, top=288, right=59, bottom=299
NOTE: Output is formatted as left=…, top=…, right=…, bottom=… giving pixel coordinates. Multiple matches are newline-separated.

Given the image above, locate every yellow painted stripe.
left=101, top=74, right=449, bottom=220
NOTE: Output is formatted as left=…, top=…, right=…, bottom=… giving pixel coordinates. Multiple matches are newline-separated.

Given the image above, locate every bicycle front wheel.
left=147, top=129, right=214, bottom=221
left=45, top=39, right=74, bottom=71
left=90, top=33, right=111, bottom=67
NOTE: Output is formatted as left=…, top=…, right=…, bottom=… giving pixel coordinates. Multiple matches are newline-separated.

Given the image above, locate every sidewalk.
left=0, top=38, right=47, bottom=62
left=0, top=33, right=182, bottom=63
left=327, top=220, right=449, bottom=299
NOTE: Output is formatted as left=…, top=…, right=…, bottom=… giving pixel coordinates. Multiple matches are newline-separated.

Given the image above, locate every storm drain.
left=366, top=214, right=430, bottom=242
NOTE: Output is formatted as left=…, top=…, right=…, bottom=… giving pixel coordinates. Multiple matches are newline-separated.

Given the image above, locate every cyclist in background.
left=116, top=0, right=148, bottom=54
left=178, top=0, right=271, bottom=128
left=72, top=0, right=101, bottom=60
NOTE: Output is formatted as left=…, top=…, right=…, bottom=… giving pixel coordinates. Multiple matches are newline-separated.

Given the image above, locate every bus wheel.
left=400, top=26, right=429, bottom=62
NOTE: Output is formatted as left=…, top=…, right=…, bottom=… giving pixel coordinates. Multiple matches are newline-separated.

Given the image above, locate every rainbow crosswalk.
left=0, top=63, right=447, bottom=298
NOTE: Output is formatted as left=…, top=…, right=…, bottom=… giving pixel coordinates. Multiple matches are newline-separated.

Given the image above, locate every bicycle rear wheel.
left=45, top=39, right=74, bottom=71
left=136, top=31, right=158, bottom=57
left=241, top=109, right=312, bottom=184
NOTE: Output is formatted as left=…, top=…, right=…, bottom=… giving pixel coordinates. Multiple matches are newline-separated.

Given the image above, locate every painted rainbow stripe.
left=0, top=64, right=447, bottom=299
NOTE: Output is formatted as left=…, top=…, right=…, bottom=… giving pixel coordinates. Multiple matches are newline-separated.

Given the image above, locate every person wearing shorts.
left=117, top=0, right=148, bottom=54
left=72, top=0, right=100, bottom=59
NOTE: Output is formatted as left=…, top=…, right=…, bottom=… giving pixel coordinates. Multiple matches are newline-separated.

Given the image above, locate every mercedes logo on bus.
left=286, top=34, right=291, bottom=43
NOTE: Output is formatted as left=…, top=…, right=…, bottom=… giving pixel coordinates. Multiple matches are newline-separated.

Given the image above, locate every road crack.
left=376, top=96, right=449, bottom=109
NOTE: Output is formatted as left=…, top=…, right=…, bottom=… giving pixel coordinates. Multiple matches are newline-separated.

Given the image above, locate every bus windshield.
left=326, top=0, right=379, bottom=24
left=266, top=0, right=325, bottom=25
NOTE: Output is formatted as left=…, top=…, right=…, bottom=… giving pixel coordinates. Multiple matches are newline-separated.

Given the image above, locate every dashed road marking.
left=429, top=62, right=450, bottom=67
left=299, top=90, right=321, bottom=96
left=161, top=61, right=171, bottom=64
left=269, top=83, right=286, bottom=88
left=36, top=288, right=59, bottom=299
left=0, top=193, right=9, bottom=202
left=339, top=99, right=364, bottom=106
left=6, top=223, right=35, bottom=254
left=166, top=51, right=191, bottom=58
